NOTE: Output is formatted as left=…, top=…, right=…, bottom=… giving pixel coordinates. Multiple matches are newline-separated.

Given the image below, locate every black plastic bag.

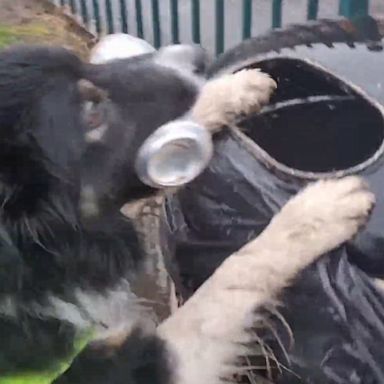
left=162, top=17, right=384, bottom=383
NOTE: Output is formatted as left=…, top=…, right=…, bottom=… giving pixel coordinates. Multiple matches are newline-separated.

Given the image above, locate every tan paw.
left=192, top=69, right=276, bottom=133
left=224, top=69, right=277, bottom=115
left=264, top=176, right=375, bottom=260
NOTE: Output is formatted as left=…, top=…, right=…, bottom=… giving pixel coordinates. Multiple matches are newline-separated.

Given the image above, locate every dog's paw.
left=264, top=176, right=375, bottom=260
left=224, top=69, right=277, bottom=114
left=192, top=69, right=276, bottom=133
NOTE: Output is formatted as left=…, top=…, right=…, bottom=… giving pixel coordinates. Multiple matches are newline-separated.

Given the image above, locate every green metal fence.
left=53, top=0, right=370, bottom=54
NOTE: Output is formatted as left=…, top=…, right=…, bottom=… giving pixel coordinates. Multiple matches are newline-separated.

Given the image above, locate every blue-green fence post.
left=105, top=0, right=114, bottom=33
left=307, top=0, right=319, bottom=20
left=215, top=0, right=225, bottom=55
left=135, top=0, right=144, bottom=38
left=119, top=0, right=128, bottom=33
left=79, top=0, right=89, bottom=26
left=151, top=0, right=161, bottom=48
left=171, top=0, right=180, bottom=43
left=92, top=0, right=101, bottom=34
left=339, top=0, right=369, bottom=18
left=243, top=0, right=252, bottom=40
left=192, top=0, right=201, bottom=44
left=69, top=0, right=76, bottom=14
left=272, top=0, right=282, bottom=28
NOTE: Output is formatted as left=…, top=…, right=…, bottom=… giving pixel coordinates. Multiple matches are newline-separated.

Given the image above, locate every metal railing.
left=53, top=0, right=370, bottom=54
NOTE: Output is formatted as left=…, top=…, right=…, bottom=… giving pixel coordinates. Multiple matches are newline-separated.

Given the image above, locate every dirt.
left=0, top=0, right=95, bottom=58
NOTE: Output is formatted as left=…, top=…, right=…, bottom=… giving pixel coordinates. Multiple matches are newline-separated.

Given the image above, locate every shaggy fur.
left=0, top=43, right=277, bottom=383
left=158, top=177, right=374, bottom=384
left=0, top=43, right=374, bottom=384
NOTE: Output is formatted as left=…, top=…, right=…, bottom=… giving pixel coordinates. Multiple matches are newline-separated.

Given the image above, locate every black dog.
left=0, top=43, right=209, bottom=383
left=3, top=43, right=368, bottom=384
left=0, top=43, right=280, bottom=383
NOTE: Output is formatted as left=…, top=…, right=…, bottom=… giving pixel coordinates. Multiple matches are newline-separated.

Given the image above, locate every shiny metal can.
left=135, top=120, right=213, bottom=188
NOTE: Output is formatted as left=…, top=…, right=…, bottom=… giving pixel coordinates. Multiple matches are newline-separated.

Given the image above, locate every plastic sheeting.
left=162, top=17, right=384, bottom=383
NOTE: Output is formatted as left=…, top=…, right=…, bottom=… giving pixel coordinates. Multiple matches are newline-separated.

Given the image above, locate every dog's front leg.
left=158, top=177, right=374, bottom=384
left=192, top=69, right=276, bottom=134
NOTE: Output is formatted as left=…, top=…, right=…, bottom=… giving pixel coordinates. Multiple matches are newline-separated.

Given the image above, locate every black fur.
left=54, top=329, right=172, bottom=384
left=0, top=44, right=202, bottom=382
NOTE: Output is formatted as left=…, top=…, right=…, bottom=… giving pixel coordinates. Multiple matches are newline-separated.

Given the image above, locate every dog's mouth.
left=238, top=58, right=384, bottom=175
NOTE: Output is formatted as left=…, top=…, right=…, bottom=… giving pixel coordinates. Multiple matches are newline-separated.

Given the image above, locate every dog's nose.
left=156, top=44, right=211, bottom=75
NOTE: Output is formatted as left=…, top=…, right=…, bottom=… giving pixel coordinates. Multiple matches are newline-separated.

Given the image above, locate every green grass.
left=0, top=23, right=52, bottom=48
left=0, top=20, right=91, bottom=58
left=0, top=26, right=19, bottom=48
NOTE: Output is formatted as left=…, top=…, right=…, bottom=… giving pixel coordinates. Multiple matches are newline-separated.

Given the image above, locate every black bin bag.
left=162, top=17, right=384, bottom=383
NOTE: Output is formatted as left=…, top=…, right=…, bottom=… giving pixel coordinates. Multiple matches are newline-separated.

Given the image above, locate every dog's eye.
left=78, top=79, right=110, bottom=142
left=83, top=101, right=109, bottom=143
left=78, top=79, right=108, bottom=129
left=83, top=101, right=105, bottom=130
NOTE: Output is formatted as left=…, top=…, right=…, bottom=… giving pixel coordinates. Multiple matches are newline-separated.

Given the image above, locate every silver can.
left=135, top=120, right=213, bottom=188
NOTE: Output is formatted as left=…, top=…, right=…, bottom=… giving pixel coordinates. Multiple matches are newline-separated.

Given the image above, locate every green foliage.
left=0, top=23, right=51, bottom=48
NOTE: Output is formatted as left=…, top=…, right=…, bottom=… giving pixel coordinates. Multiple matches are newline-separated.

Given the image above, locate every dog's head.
left=0, top=44, right=209, bottom=216
left=0, top=44, right=210, bottom=295
left=0, top=44, right=211, bottom=373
